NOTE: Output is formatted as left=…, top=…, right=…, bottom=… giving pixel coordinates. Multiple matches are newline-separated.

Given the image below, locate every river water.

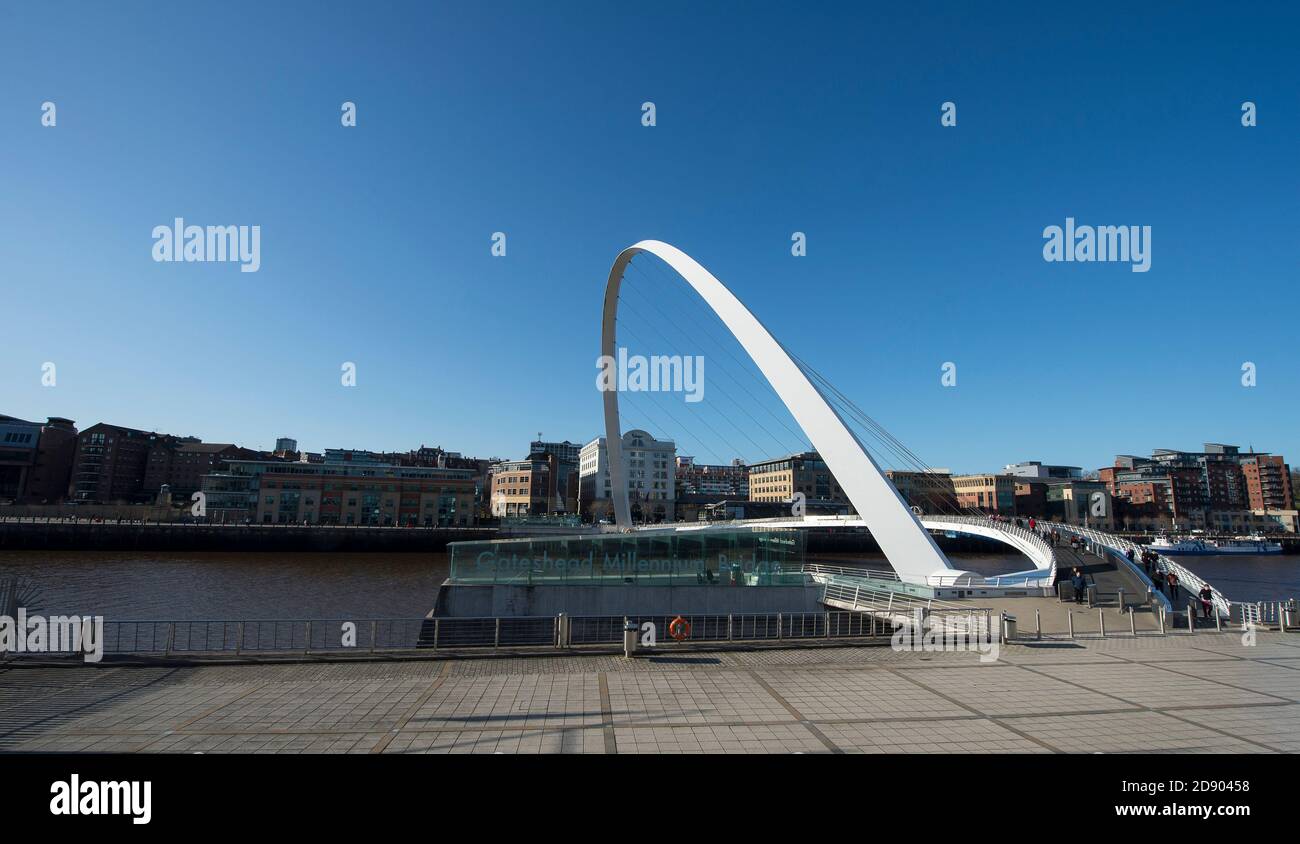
left=0, top=549, right=1295, bottom=620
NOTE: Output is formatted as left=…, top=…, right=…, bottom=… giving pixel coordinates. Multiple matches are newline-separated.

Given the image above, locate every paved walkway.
left=3, top=630, right=1300, bottom=754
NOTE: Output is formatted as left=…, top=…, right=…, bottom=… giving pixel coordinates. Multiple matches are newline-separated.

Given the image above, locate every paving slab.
left=3, top=632, right=1300, bottom=754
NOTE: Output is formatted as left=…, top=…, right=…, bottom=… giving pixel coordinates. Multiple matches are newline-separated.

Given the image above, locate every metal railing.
left=1231, top=600, right=1296, bottom=629
left=99, top=618, right=432, bottom=654
left=568, top=612, right=879, bottom=644
left=819, top=578, right=977, bottom=615
left=1041, top=521, right=1225, bottom=616
left=683, top=513, right=1059, bottom=587
left=2, top=611, right=914, bottom=658
left=925, top=515, right=1058, bottom=584
left=800, top=562, right=900, bottom=582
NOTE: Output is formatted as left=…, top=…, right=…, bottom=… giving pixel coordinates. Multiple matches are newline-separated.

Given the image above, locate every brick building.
left=203, top=457, right=476, bottom=526
left=1101, top=444, right=1293, bottom=528
left=1241, top=454, right=1293, bottom=511
left=748, top=452, right=849, bottom=508
left=0, top=415, right=79, bottom=503
left=951, top=473, right=1017, bottom=513
left=145, top=441, right=262, bottom=502
left=69, top=423, right=182, bottom=504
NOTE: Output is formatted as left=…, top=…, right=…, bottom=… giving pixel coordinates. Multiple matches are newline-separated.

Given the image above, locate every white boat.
left=1146, top=533, right=1282, bottom=556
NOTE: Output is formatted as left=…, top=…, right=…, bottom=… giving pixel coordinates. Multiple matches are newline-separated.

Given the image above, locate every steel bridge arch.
left=601, top=240, right=956, bottom=584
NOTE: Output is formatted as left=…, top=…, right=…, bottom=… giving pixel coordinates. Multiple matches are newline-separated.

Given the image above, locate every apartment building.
left=579, top=430, right=676, bottom=522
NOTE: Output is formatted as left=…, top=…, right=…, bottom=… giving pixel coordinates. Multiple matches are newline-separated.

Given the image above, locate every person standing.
left=1166, top=570, right=1179, bottom=601
left=1071, top=568, right=1086, bottom=604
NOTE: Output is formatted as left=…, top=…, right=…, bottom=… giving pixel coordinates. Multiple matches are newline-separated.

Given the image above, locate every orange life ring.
left=668, top=615, right=691, bottom=641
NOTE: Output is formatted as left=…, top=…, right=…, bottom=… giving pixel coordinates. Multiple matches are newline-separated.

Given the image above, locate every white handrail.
left=1036, top=520, right=1224, bottom=616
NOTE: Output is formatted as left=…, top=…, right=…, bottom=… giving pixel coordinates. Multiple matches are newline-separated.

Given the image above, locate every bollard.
left=1099, top=608, right=1106, bottom=638
left=1068, top=611, right=1074, bottom=639
left=1215, top=611, right=1222, bottom=633
left=1159, top=606, right=1166, bottom=635
left=305, top=621, right=312, bottom=656
left=1035, top=608, right=1041, bottom=640
left=622, top=617, right=638, bottom=659
left=1129, top=607, right=1136, bottom=636
left=371, top=619, right=378, bottom=654
left=1187, top=603, right=1196, bottom=634
left=1117, top=588, right=1125, bottom=611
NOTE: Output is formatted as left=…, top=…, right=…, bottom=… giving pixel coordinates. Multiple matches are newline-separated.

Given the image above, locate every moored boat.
left=1146, top=533, right=1282, bottom=556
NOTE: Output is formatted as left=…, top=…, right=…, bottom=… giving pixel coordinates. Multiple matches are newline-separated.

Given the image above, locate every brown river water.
left=0, top=549, right=1293, bottom=620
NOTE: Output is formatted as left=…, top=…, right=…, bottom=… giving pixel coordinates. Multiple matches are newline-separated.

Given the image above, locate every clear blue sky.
left=2, top=1, right=1297, bottom=474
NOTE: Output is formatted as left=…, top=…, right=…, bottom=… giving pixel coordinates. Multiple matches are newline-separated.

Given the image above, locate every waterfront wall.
left=434, top=582, right=826, bottom=617
left=0, top=521, right=496, bottom=552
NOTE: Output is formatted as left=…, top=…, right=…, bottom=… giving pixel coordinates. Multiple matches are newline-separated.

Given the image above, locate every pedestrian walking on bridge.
left=1198, top=584, right=1214, bottom=619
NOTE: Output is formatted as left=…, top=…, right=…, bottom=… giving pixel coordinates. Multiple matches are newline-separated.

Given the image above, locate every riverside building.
left=579, top=430, right=676, bottom=523
left=200, top=456, right=475, bottom=526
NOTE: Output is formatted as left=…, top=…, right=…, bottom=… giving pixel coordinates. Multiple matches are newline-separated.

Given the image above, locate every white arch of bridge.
left=601, top=240, right=958, bottom=584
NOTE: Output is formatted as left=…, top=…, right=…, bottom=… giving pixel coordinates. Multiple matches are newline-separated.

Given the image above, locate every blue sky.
left=1, top=1, right=1297, bottom=474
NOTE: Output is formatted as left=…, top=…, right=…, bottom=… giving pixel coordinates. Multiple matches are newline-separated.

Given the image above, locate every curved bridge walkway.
left=667, top=514, right=1228, bottom=620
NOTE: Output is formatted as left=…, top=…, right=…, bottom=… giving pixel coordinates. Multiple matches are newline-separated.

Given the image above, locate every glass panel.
left=447, top=528, right=807, bottom=586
